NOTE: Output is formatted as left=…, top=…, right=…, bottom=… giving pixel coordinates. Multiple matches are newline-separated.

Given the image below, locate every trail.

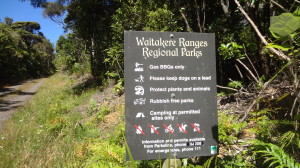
left=0, top=78, right=45, bottom=129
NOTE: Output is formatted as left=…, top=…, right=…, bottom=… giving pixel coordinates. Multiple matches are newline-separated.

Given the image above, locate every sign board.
left=125, top=31, right=218, bottom=160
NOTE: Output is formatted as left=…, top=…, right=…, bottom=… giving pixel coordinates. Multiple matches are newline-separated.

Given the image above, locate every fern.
left=279, top=130, right=300, bottom=148
left=228, top=80, right=243, bottom=89
left=202, top=156, right=216, bottom=168
left=252, top=140, right=300, bottom=168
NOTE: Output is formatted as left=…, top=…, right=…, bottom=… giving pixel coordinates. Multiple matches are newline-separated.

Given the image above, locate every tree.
left=0, top=19, right=54, bottom=83
left=19, top=0, right=47, bottom=8
left=4, top=17, right=13, bottom=26
left=11, top=21, right=41, bottom=34
left=42, top=1, right=65, bottom=25
left=55, top=33, right=88, bottom=74
left=64, top=0, right=118, bottom=77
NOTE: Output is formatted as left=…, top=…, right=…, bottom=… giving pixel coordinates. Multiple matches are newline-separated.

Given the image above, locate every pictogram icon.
left=136, top=112, right=145, bottom=118
left=163, top=124, right=174, bottom=134
left=134, top=125, right=145, bottom=135
left=133, top=98, right=146, bottom=105
left=177, top=123, right=188, bottom=133
left=134, top=62, right=144, bottom=71
left=135, top=85, right=144, bottom=96
left=135, top=75, right=144, bottom=83
left=191, top=123, right=201, bottom=133
left=149, top=124, right=160, bottom=134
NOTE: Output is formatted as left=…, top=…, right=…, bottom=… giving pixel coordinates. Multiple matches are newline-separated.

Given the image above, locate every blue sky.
left=0, top=0, right=65, bottom=45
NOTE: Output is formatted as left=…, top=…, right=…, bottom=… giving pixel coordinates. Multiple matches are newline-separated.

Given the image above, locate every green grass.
left=0, top=74, right=132, bottom=168
left=0, top=74, right=97, bottom=167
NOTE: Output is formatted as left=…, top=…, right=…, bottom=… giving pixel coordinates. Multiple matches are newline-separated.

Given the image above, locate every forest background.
left=0, top=0, right=299, bottom=167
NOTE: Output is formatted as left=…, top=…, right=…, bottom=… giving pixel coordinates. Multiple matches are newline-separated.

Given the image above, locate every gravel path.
left=0, top=78, right=45, bottom=129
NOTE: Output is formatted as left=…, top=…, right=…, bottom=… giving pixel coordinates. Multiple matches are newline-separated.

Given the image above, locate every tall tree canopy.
left=0, top=19, right=54, bottom=83
left=30, top=0, right=298, bottom=83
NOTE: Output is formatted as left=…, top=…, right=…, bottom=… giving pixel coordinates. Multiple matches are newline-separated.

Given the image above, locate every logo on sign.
left=211, top=146, right=218, bottom=154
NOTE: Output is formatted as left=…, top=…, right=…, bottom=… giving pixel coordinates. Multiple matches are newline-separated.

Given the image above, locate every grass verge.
left=0, top=74, right=98, bottom=167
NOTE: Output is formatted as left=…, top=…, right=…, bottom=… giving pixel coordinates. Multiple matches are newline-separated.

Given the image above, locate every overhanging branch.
left=270, top=0, right=288, bottom=12
left=234, top=0, right=290, bottom=61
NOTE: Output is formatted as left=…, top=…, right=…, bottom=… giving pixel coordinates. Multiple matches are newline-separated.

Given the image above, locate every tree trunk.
left=220, top=0, right=230, bottom=16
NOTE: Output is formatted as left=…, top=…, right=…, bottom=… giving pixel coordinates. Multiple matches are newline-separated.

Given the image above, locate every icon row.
left=134, top=123, right=201, bottom=135
left=133, top=63, right=145, bottom=106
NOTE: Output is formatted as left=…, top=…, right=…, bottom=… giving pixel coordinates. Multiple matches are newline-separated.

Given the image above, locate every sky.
left=0, top=0, right=65, bottom=45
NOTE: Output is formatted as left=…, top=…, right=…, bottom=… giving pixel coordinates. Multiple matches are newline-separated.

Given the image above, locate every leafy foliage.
left=0, top=20, right=54, bottom=83
left=143, top=5, right=181, bottom=32
left=270, top=13, right=300, bottom=37
left=279, top=130, right=300, bottom=149
left=219, top=42, right=245, bottom=60
left=218, top=112, right=247, bottom=145
left=228, top=80, right=243, bottom=89
left=54, top=33, right=89, bottom=75
left=252, top=140, right=300, bottom=168
left=83, top=141, right=125, bottom=168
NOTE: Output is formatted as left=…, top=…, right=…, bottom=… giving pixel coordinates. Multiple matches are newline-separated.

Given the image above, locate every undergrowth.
left=1, top=74, right=299, bottom=167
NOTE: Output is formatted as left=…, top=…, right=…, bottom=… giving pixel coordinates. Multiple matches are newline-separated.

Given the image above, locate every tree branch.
left=270, top=0, right=288, bottom=12
left=236, top=59, right=260, bottom=84
left=194, top=0, right=203, bottom=32
left=233, top=0, right=290, bottom=61
left=180, top=8, right=192, bottom=32
left=202, top=0, right=206, bottom=32
left=217, top=85, right=238, bottom=92
left=239, top=98, right=257, bottom=122
left=243, top=44, right=260, bottom=79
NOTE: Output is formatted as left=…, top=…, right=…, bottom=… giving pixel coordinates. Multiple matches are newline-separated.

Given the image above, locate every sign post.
left=125, top=31, right=218, bottom=160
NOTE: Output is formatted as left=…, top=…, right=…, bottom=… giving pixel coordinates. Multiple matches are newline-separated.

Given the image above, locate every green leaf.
left=276, top=93, right=290, bottom=102
left=293, top=6, right=300, bottom=16
left=269, top=160, right=281, bottom=167
left=220, top=43, right=226, bottom=48
left=265, top=43, right=293, bottom=51
left=228, top=80, right=243, bottom=89
left=270, top=13, right=300, bottom=37
left=270, top=31, right=290, bottom=40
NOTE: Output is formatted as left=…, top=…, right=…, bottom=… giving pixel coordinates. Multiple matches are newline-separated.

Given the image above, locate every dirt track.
left=0, top=79, right=45, bottom=129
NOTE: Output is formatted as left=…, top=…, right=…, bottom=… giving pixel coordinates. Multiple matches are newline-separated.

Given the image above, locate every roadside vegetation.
left=0, top=74, right=125, bottom=167
left=0, top=0, right=299, bottom=167
left=0, top=19, right=55, bottom=84
left=0, top=73, right=299, bottom=167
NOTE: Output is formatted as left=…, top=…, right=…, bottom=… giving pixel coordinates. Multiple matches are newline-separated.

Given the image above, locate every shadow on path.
left=0, top=100, right=23, bottom=112
left=0, top=79, right=44, bottom=129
